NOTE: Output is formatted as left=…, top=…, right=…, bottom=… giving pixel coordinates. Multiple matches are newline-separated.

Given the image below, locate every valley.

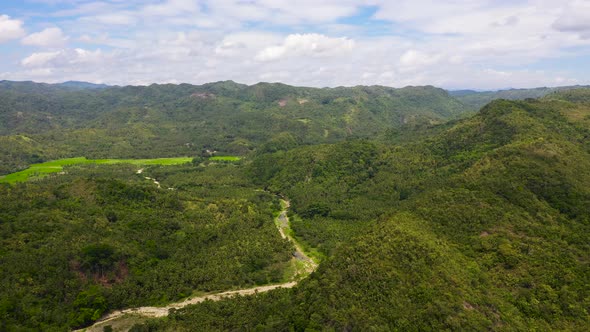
left=79, top=197, right=317, bottom=332
left=0, top=82, right=588, bottom=331
left=0, top=157, right=193, bottom=184
left=2, top=2, right=590, bottom=330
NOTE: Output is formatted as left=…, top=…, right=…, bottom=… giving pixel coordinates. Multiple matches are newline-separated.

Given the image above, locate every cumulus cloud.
left=21, top=51, right=62, bottom=67
left=82, top=12, right=138, bottom=25
left=203, top=0, right=359, bottom=25
left=215, top=32, right=281, bottom=57
left=1, top=1, right=589, bottom=89
left=491, top=15, right=519, bottom=28
left=21, top=48, right=105, bottom=68
left=399, top=50, right=442, bottom=71
left=22, top=27, right=69, bottom=47
left=143, top=0, right=201, bottom=17
left=552, top=1, right=590, bottom=38
left=0, top=15, right=25, bottom=43
left=255, top=33, right=354, bottom=62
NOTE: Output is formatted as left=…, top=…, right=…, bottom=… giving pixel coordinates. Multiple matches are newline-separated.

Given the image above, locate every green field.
left=0, top=157, right=192, bottom=184
left=209, top=156, right=242, bottom=162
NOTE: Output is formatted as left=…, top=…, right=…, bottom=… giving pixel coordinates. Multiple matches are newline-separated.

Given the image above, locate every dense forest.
left=0, top=80, right=469, bottom=175
left=0, top=163, right=292, bottom=330
left=0, top=82, right=589, bottom=331
left=135, top=90, right=590, bottom=331
left=450, top=85, right=590, bottom=109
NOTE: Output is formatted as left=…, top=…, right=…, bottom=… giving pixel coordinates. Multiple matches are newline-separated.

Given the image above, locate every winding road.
left=77, top=196, right=316, bottom=331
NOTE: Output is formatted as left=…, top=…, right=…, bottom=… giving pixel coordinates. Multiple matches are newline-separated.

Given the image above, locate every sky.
left=1, top=0, right=589, bottom=90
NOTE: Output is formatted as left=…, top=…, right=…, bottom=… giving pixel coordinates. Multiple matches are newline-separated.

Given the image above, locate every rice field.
left=0, top=157, right=193, bottom=184
left=208, top=156, right=242, bottom=162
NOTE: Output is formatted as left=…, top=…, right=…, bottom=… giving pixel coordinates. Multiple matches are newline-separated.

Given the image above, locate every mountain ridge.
left=0, top=80, right=469, bottom=175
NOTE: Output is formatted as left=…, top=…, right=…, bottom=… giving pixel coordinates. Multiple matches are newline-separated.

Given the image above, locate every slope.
left=0, top=81, right=469, bottom=175
left=138, top=95, right=590, bottom=330
left=0, top=164, right=294, bottom=331
left=450, top=85, right=590, bottom=110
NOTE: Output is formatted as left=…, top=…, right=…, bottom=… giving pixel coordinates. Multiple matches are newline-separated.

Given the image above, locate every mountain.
left=1, top=83, right=589, bottom=331
left=450, top=85, right=590, bottom=109
left=56, top=81, right=110, bottom=90
left=138, top=92, right=590, bottom=331
left=544, top=87, right=590, bottom=105
left=0, top=81, right=470, bottom=175
left=0, top=80, right=108, bottom=92
left=0, top=163, right=294, bottom=330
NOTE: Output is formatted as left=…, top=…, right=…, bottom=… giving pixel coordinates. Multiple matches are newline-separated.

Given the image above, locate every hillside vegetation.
left=137, top=94, right=590, bottom=331
left=0, top=157, right=193, bottom=184
left=0, top=81, right=469, bottom=175
left=0, top=164, right=292, bottom=330
left=451, top=85, right=590, bottom=109
left=1, top=83, right=589, bottom=331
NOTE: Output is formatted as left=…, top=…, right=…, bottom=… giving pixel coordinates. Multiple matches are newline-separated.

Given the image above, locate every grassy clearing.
left=281, top=259, right=311, bottom=282
left=273, top=200, right=320, bottom=282
left=0, top=157, right=192, bottom=184
left=209, top=156, right=241, bottom=162
left=560, top=105, right=590, bottom=122
left=288, top=215, right=325, bottom=263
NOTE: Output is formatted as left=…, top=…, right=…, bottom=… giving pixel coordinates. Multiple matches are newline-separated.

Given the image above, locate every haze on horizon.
left=1, top=0, right=589, bottom=90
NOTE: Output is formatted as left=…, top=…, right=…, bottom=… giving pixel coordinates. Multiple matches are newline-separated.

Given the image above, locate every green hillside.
left=0, top=81, right=469, bottom=175
left=450, top=85, right=590, bottom=110
left=0, top=157, right=193, bottom=184
left=1, top=85, right=589, bottom=331
left=0, top=163, right=292, bottom=330
left=136, top=95, right=590, bottom=331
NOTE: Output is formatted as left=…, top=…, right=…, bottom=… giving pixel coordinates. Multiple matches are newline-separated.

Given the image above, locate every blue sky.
left=1, top=0, right=590, bottom=89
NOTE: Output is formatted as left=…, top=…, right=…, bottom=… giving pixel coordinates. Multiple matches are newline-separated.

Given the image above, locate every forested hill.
left=1, top=85, right=589, bottom=330
left=450, top=85, right=590, bottom=110
left=0, top=80, right=109, bottom=93
left=0, top=80, right=468, bottom=136
left=140, top=90, right=590, bottom=331
left=0, top=80, right=469, bottom=175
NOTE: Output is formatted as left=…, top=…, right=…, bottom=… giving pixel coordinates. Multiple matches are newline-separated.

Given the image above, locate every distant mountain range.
left=2, top=79, right=589, bottom=175
left=0, top=80, right=109, bottom=93
left=449, top=85, right=590, bottom=109
left=0, top=80, right=468, bottom=174
left=1, top=79, right=589, bottom=331
left=56, top=81, right=110, bottom=89
left=2, top=79, right=588, bottom=104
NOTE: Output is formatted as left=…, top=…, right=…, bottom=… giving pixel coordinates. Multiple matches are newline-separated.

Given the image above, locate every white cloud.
left=22, top=27, right=69, bottom=47
left=142, top=0, right=201, bottom=17
left=552, top=0, right=590, bottom=38
left=399, top=50, right=442, bottom=70
left=2, top=1, right=589, bottom=89
left=21, top=48, right=105, bottom=68
left=0, top=15, right=25, bottom=43
left=21, top=51, right=62, bottom=67
left=215, top=32, right=281, bottom=57
left=203, top=0, right=357, bottom=25
left=82, top=12, right=138, bottom=25
left=255, top=33, right=355, bottom=62
left=71, top=48, right=105, bottom=64
left=259, top=70, right=291, bottom=81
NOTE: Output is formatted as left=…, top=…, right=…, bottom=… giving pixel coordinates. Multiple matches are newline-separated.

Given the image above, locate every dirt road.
left=77, top=197, right=316, bottom=331
left=89, top=282, right=298, bottom=327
